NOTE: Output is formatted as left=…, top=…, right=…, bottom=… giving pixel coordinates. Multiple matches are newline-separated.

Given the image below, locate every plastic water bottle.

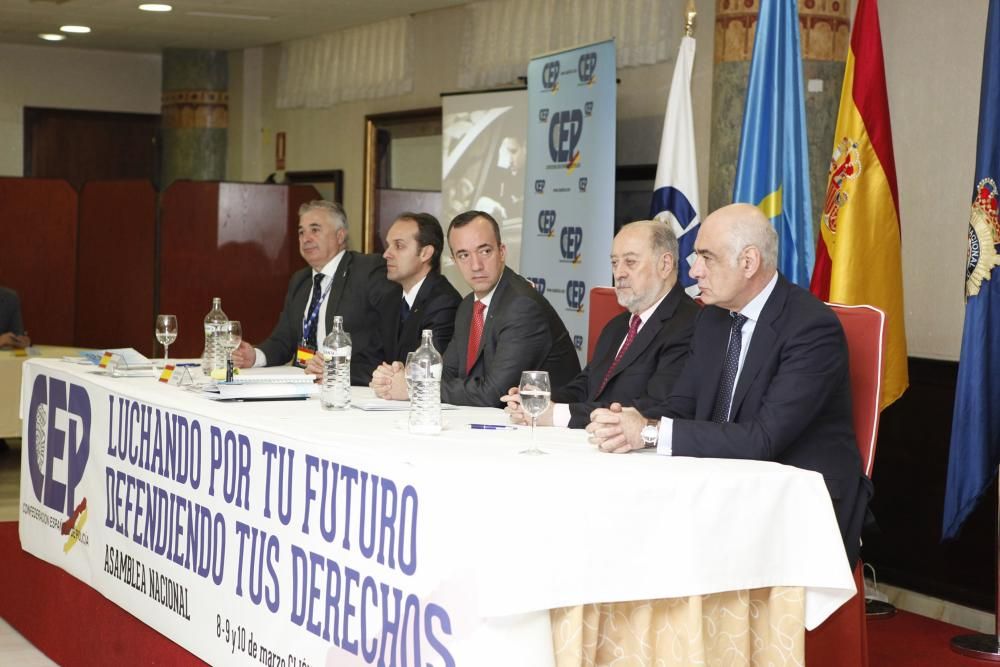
left=321, top=315, right=352, bottom=410
left=201, top=297, right=228, bottom=376
left=408, top=329, right=442, bottom=434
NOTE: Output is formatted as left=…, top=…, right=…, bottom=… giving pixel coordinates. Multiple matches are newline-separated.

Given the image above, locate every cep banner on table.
left=18, top=365, right=457, bottom=666
left=520, top=39, right=616, bottom=365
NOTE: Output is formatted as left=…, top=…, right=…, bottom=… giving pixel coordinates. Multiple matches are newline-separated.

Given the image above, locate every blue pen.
left=469, top=423, right=517, bottom=430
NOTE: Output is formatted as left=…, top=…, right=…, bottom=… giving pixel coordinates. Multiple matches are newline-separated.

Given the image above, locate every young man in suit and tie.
left=501, top=220, right=698, bottom=428
left=375, top=212, right=461, bottom=363
left=372, top=210, right=580, bottom=406
left=587, top=203, right=871, bottom=567
left=231, top=200, right=395, bottom=385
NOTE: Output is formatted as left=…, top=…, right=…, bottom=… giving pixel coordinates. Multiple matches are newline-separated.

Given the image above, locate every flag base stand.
left=950, top=634, right=1000, bottom=661
left=864, top=599, right=896, bottom=618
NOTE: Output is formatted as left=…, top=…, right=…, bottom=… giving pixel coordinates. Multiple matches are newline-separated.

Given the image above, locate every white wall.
left=0, top=43, right=161, bottom=177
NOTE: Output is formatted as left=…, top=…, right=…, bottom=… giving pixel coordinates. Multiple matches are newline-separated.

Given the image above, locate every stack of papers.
left=212, top=368, right=318, bottom=401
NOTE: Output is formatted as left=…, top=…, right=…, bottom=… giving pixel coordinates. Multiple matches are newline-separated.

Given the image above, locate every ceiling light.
left=38, top=33, right=66, bottom=42
left=139, top=3, right=173, bottom=11
left=59, top=25, right=91, bottom=34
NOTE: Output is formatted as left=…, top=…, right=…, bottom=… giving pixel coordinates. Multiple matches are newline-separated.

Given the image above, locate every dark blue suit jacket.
left=257, top=251, right=396, bottom=385
left=377, top=272, right=462, bottom=363
left=653, top=275, right=871, bottom=567
left=552, top=281, right=698, bottom=428
left=442, top=267, right=580, bottom=407
left=0, top=287, right=25, bottom=336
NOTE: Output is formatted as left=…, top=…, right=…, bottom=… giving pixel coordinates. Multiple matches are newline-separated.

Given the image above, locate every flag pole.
left=949, top=461, right=1000, bottom=659
left=685, top=0, right=696, bottom=37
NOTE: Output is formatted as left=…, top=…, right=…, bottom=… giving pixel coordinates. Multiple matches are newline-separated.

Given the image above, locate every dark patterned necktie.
left=400, top=297, right=411, bottom=323
left=597, top=313, right=641, bottom=395
left=303, top=273, right=324, bottom=349
left=711, top=312, right=748, bottom=423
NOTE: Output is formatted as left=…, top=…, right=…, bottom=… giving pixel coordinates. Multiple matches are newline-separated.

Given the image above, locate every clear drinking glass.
left=219, top=320, right=242, bottom=382
left=155, top=314, right=178, bottom=367
left=518, top=370, right=551, bottom=455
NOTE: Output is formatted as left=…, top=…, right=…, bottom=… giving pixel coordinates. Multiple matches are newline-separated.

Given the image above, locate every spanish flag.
left=810, top=0, right=908, bottom=409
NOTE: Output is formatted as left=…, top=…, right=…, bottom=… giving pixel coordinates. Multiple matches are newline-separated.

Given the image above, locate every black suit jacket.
left=552, top=281, right=698, bottom=428
left=442, top=267, right=581, bottom=407
left=651, top=275, right=871, bottom=567
left=0, top=287, right=25, bottom=335
left=377, top=272, right=462, bottom=363
left=257, top=251, right=396, bottom=385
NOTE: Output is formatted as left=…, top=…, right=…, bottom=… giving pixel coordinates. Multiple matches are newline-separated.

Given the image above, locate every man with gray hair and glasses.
left=502, top=220, right=698, bottom=428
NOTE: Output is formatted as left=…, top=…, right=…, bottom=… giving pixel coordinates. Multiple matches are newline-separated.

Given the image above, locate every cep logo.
left=573, top=335, right=584, bottom=351
left=548, top=109, right=584, bottom=165
left=578, top=52, right=598, bottom=84
left=26, top=375, right=91, bottom=517
left=578, top=177, right=588, bottom=192
left=538, top=210, right=557, bottom=236
left=526, top=277, right=546, bottom=295
left=560, top=226, right=583, bottom=262
left=566, top=280, right=586, bottom=311
left=541, top=61, right=560, bottom=90
left=534, top=179, right=546, bottom=194
left=538, top=108, right=550, bottom=123
left=584, top=101, right=594, bottom=116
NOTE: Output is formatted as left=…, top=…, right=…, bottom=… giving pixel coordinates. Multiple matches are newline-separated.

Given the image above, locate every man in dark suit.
left=0, top=286, right=30, bottom=349
left=500, top=220, right=698, bottom=428
left=231, top=200, right=395, bottom=385
left=377, top=213, right=461, bottom=363
left=373, top=210, right=580, bottom=406
left=587, top=204, right=871, bottom=567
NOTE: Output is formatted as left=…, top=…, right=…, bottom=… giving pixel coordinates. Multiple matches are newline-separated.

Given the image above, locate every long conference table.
left=17, top=358, right=856, bottom=666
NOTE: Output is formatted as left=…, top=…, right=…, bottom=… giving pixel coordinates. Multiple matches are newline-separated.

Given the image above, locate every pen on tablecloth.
left=469, top=423, right=517, bottom=430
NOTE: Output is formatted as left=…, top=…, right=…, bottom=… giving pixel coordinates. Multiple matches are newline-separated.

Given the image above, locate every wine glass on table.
left=220, top=320, right=242, bottom=382
left=518, top=370, right=551, bottom=456
left=155, top=314, right=178, bottom=367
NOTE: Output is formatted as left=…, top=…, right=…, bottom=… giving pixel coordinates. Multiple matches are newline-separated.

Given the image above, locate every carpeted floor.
left=868, top=609, right=998, bottom=666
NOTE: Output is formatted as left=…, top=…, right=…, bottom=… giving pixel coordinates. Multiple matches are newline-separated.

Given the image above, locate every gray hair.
left=299, top=200, right=348, bottom=236
left=621, top=219, right=678, bottom=264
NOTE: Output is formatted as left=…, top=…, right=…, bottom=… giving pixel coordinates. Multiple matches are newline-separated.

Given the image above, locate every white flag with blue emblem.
left=650, top=35, right=700, bottom=296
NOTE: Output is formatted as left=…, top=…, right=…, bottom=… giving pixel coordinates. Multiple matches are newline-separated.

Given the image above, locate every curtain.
left=458, top=0, right=678, bottom=89
left=277, top=16, right=413, bottom=109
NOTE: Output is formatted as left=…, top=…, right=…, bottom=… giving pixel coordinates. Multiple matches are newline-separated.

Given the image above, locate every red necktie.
left=597, top=313, right=641, bottom=395
left=466, top=300, right=486, bottom=375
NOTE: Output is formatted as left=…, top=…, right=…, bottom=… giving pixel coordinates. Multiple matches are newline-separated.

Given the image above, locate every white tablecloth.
left=18, top=359, right=855, bottom=666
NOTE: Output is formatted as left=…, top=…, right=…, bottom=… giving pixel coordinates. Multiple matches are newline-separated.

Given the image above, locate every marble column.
left=160, top=49, right=228, bottom=190
left=708, top=0, right=850, bottom=228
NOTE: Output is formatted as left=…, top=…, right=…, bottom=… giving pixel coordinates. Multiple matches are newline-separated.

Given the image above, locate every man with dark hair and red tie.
left=373, top=209, right=579, bottom=407
left=501, top=220, right=698, bottom=428
left=586, top=203, right=871, bottom=568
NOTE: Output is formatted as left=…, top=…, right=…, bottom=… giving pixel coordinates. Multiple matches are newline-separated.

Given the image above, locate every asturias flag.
left=650, top=35, right=700, bottom=296
left=943, top=0, right=1000, bottom=541
left=810, top=0, right=908, bottom=410
left=732, top=0, right=814, bottom=288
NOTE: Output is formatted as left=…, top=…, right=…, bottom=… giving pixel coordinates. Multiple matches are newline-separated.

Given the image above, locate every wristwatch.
left=640, top=418, right=659, bottom=449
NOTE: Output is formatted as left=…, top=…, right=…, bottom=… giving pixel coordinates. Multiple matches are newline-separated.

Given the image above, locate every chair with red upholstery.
left=586, top=287, right=626, bottom=361
left=805, top=303, right=887, bottom=667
